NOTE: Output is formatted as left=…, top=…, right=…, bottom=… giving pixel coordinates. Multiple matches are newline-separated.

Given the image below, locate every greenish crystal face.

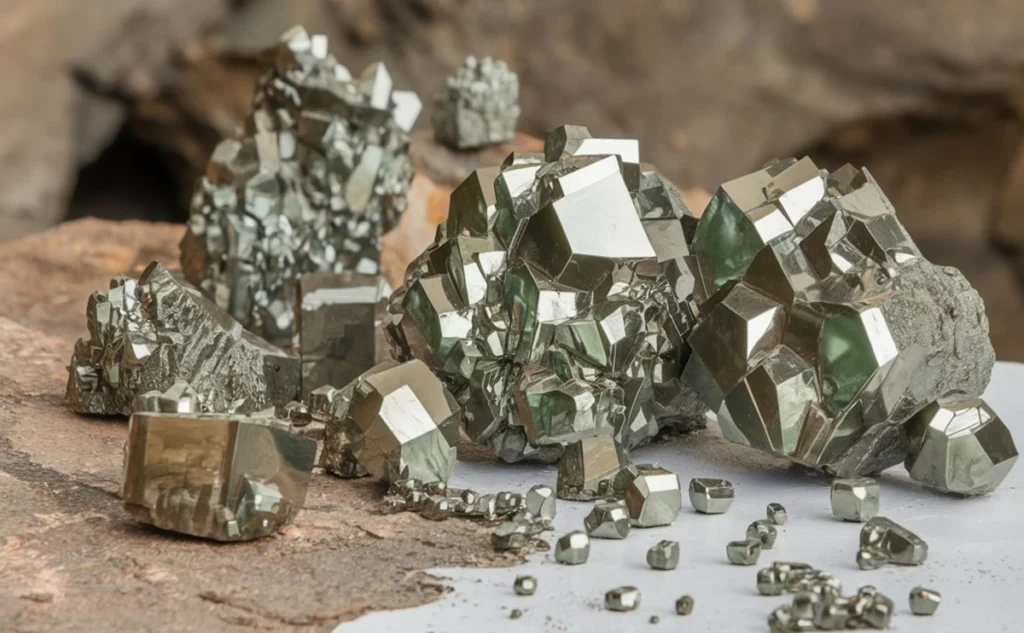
left=404, top=281, right=445, bottom=357
left=504, top=266, right=539, bottom=362
left=819, top=313, right=876, bottom=413
left=693, top=190, right=764, bottom=294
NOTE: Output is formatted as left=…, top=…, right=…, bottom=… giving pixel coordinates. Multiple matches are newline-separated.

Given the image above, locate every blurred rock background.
left=3, top=0, right=1024, bottom=358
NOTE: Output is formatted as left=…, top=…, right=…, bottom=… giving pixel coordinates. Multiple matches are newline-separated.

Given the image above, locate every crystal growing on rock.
left=385, top=125, right=707, bottom=465
left=554, top=531, right=590, bottom=565
left=624, top=464, right=682, bottom=527
left=180, top=26, right=420, bottom=344
left=605, top=586, right=641, bottom=612
left=683, top=157, right=1006, bottom=482
left=646, top=539, right=680, bottom=570
left=688, top=478, right=735, bottom=514
left=905, top=399, right=1018, bottom=496
left=830, top=477, right=880, bottom=522
left=858, top=516, right=928, bottom=567
left=321, top=359, right=460, bottom=483
left=122, top=411, right=316, bottom=541
left=556, top=435, right=632, bottom=501
left=583, top=501, right=631, bottom=539
left=432, top=56, right=520, bottom=150
left=68, top=263, right=300, bottom=416
left=908, top=586, right=940, bottom=615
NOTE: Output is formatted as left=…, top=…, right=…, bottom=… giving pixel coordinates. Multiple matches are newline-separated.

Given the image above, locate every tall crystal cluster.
left=432, top=56, right=520, bottom=150
left=180, top=26, right=422, bottom=344
left=385, top=125, right=707, bottom=464
left=683, top=157, right=1016, bottom=489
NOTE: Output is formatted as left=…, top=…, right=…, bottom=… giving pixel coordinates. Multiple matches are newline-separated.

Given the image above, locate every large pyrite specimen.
left=432, top=56, right=520, bottom=150
left=385, top=125, right=707, bottom=463
left=123, top=411, right=316, bottom=541
left=67, top=262, right=299, bottom=415
left=684, top=157, right=1010, bottom=486
left=180, top=26, right=422, bottom=344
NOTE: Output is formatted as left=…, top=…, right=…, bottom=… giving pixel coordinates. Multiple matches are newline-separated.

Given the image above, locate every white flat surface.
left=338, top=362, right=1024, bottom=633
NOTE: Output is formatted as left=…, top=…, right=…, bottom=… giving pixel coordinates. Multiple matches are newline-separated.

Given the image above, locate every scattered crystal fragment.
left=492, top=521, right=530, bottom=551
left=747, top=520, right=778, bottom=549
left=909, top=586, right=940, bottom=615
left=583, top=501, right=631, bottom=539
left=122, top=412, right=316, bottom=541
left=675, top=595, right=694, bottom=616
left=605, top=586, right=641, bottom=612
left=830, top=477, right=880, bottom=522
left=524, top=484, right=557, bottom=520
left=646, top=540, right=680, bottom=570
left=684, top=158, right=1005, bottom=482
left=513, top=575, right=537, bottom=596
left=855, top=549, right=887, bottom=570
left=905, top=399, right=1018, bottom=496
left=756, top=562, right=841, bottom=597
left=421, top=496, right=453, bottom=521
left=386, top=125, right=707, bottom=465
left=726, top=538, right=762, bottom=565
left=496, top=491, right=525, bottom=515
left=432, top=56, right=520, bottom=150
left=509, top=608, right=523, bottom=620
left=323, top=360, right=460, bottom=483
left=649, top=615, right=660, bottom=624
left=67, top=263, right=300, bottom=416
left=688, top=478, right=735, bottom=514
left=624, top=465, right=682, bottom=527
left=768, top=584, right=894, bottom=631
left=181, top=27, right=419, bottom=343
left=859, top=517, right=928, bottom=566
left=767, top=502, right=788, bottom=525
left=554, top=531, right=590, bottom=565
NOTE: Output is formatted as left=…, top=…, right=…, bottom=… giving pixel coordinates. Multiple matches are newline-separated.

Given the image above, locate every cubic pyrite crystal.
left=122, top=411, right=316, bottom=541
left=830, top=477, right=880, bottom=522
left=514, top=575, right=537, bottom=596
left=646, top=539, right=680, bottom=570
left=584, top=500, right=631, bottom=539
left=688, top=477, right=735, bottom=514
left=767, top=502, right=788, bottom=525
left=747, top=520, right=778, bottom=549
left=727, top=538, right=762, bottom=565
left=905, top=399, right=1018, bottom=495
left=322, top=359, right=460, bottom=483
left=386, top=125, right=707, bottom=464
left=432, top=56, right=520, bottom=150
left=675, top=595, right=695, bottom=616
left=684, top=157, right=1006, bottom=481
left=909, top=587, right=940, bottom=615
left=605, top=586, right=641, bottom=612
left=624, top=464, right=682, bottom=527
left=296, top=271, right=387, bottom=398
left=67, top=263, right=299, bottom=416
left=556, top=435, right=632, bottom=501
left=554, top=531, right=590, bottom=565
left=180, top=26, right=420, bottom=344
left=858, top=516, right=928, bottom=566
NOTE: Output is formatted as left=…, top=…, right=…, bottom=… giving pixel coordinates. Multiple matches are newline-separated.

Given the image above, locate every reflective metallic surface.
left=726, top=538, right=762, bottom=565
left=756, top=562, right=841, bottom=597
left=688, top=478, right=735, bottom=514
left=684, top=158, right=1005, bottom=482
left=908, top=587, right=940, bottom=616
left=858, top=516, right=928, bottom=567
left=830, top=477, right=880, bottom=522
left=624, top=464, right=682, bottom=527
left=68, top=263, right=300, bottom=415
left=583, top=501, right=631, bottom=539
left=747, top=520, right=778, bottom=549
left=122, top=412, right=316, bottom=541
left=767, top=502, right=788, bottom=525
left=604, top=586, right=641, bottom=612
left=556, top=435, right=631, bottom=501
left=675, top=595, right=694, bottom=616
left=513, top=576, right=537, bottom=597
left=181, top=26, right=419, bottom=343
left=554, top=531, right=590, bottom=565
left=768, top=584, right=894, bottom=631
left=524, top=484, right=557, bottom=521
left=432, top=56, right=520, bottom=150
left=646, top=539, right=680, bottom=570
left=386, top=125, right=707, bottom=465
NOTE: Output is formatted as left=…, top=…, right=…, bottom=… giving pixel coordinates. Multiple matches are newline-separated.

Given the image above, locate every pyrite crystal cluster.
left=180, top=26, right=421, bottom=344
left=385, top=125, right=707, bottom=465
left=432, top=56, right=520, bottom=150
left=67, top=262, right=299, bottom=415
left=684, top=157, right=1017, bottom=490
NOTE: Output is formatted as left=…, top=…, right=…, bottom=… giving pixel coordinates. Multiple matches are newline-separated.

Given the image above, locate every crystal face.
left=605, top=587, right=641, bottom=612
left=556, top=435, right=631, bottom=501
left=830, top=477, right=880, bottom=522
left=583, top=501, right=631, bottom=539
left=513, top=575, right=537, bottom=596
left=67, top=263, right=299, bottom=416
left=684, top=157, right=1006, bottom=482
left=432, top=56, right=520, bottom=150
left=905, top=399, right=1019, bottom=495
left=386, top=125, right=706, bottom=465
left=726, top=538, right=762, bottom=565
left=624, top=464, right=682, bottom=527
left=646, top=539, right=680, bottom=570
left=122, top=412, right=316, bottom=541
left=688, top=478, right=735, bottom=514
left=909, top=587, right=941, bottom=615
left=859, top=516, right=928, bottom=566
left=181, top=26, right=419, bottom=344
left=321, top=360, right=460, bottom=484
left=554, top=531, right=590, bottom=565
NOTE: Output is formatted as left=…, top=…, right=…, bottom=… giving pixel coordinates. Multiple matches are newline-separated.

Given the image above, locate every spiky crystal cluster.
left=385, top=125, right=707, bottom=463
left=180, top=26, right=421, bottom=344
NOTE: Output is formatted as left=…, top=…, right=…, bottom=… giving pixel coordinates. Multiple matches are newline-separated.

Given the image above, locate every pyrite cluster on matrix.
left=385, top=125, right=708, bottom=466
left=180, top=26, right=421, bottom=344
left=683, top=157, right=1018, bottom=491
left=67, top=262, right=300, bottom=416
left=432, top=55, right=520, bottom=150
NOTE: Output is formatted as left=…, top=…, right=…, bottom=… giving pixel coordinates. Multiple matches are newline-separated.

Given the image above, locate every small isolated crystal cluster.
left=768, top=585, right=894, bottom=631
left=181, top=26, right=421, bottom=344
left=67, top=262, right=299, bottom=415
left=385, top=125, right=707, bottom=466
left=432, top=56, right=520, bottom=150
left=684, top=157, right=1015, bottom=489
left=756, top=562, right=842, bottom=597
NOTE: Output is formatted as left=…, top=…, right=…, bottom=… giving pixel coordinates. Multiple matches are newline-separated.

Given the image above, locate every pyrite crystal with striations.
left=67, top=263, right=299, bottom=415
left=556, top=435, right=632, bottom=501
left=180, top=26, right=421, bottom=344
left=386, top=125, right=707, bottom=466
left=122, top=411, right=316, bottom=541
left=683, top=157, right=1009, bottom=484
left=432, top=56, right=520, bottom=150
